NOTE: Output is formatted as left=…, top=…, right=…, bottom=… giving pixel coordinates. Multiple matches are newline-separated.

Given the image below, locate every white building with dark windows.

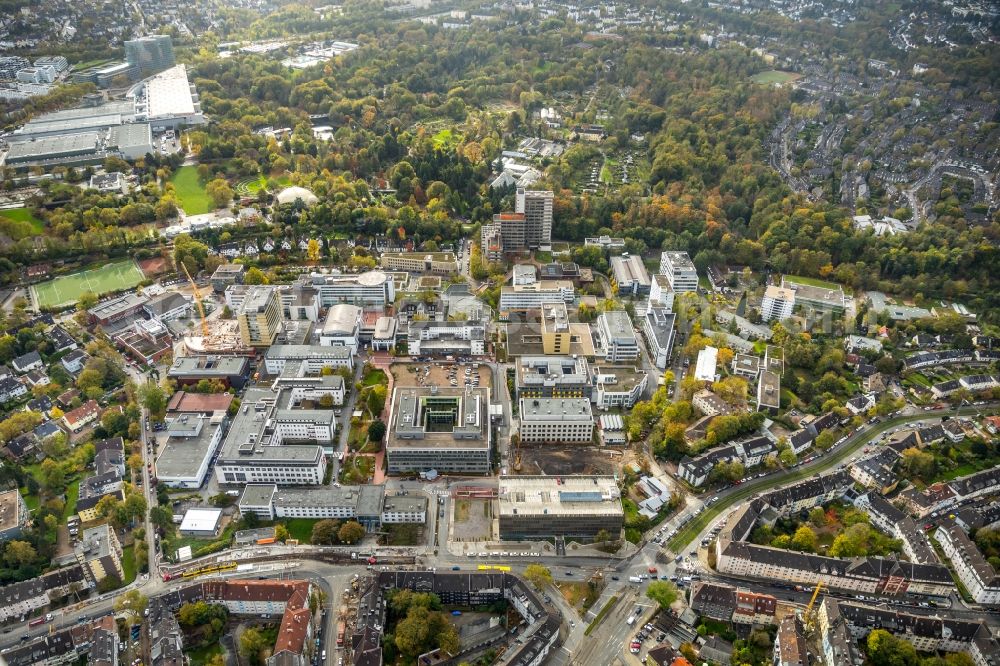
left=761, top=285, right=795, bottom=322
left=214, top=387, right=332, bottom=486
left=596, top=310, right=639, bottom=362
left=643, top=306, right=676, bottom=369
left=294, top=271, right=395, bottom=306
left=659, top=251, right=698, bottom=293
left=519, top=398, right=594, bottom=444
left=407, top=320, right=486, bottom=356
left=264, top=345, right=354, bottom=374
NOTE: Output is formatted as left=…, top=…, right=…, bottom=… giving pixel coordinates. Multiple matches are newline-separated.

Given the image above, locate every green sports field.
left=32, top=259, right=145, bottom=309
left=170, top=166, right=212, bottom=215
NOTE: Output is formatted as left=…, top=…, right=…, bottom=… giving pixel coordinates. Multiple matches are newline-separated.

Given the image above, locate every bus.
left=28, top=617, right=45, bottom=627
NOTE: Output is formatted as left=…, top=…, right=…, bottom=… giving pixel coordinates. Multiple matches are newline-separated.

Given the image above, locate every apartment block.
left=935, top=522, right=1000, bottom=605
left=761, top=285, right=795, bottom=321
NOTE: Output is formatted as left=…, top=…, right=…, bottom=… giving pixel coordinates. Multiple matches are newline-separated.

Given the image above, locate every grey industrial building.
left=498, top=475, right=624, bottom=542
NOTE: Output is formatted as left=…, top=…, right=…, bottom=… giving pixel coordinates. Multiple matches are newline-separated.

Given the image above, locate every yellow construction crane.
left=180, top=262, right=208, bottom=337
left=803, top=581, right=824, bottom=631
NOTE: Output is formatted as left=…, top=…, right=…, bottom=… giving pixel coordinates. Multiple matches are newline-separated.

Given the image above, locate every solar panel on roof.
left=558, top=491, right=602, bottom=502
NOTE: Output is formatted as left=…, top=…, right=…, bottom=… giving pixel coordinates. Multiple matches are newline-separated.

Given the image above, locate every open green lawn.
left=361, top=368, right=387, bottom=387
left=283, top=518, right=319, bottom=543
left=750, top=70, right=802, bottom=85
left=121, top=547, right=136, bottom=584
left=171, top=166, right=213, bottom=215
left=0, top=208, right=44, bottom=239
left=19, top=488, right=39, bottom=513
left=186, top=643, right=224, bottom=666
left=73, top=58, right=112, bottom=70
left=432, top=128, right=462, bottom=149
left=63, top=479, right=79, bottom=520
left=32, top=259, right=145, bottom=308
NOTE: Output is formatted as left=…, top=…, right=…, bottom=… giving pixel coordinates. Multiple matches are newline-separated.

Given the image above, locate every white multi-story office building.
left=295, top=270, right=395, bottom=306
left=408, top=320, right=486, bottom=356
left=643, top=306, right=676, bottom=369
left=519, top=398, right=594, bottom=444
left=596, top=310, right=639, bottom=362
left=659, top=251, right=698, bottom=293
left=264, top=345, right=354, bottom=374
left=214, top=387, right=332, bottom=486
left=387, top=387, right=492, bottom=474
left=499, top=281, right=574, bottom=312
left=649, top=274, right=675, bottom=311
left=592, top=366, right=648, bottom=410
left=761, top=285, right=795, bottom=322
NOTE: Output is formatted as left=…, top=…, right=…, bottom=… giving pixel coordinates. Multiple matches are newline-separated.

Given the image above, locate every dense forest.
left=1, top=1, right=997, bottom=319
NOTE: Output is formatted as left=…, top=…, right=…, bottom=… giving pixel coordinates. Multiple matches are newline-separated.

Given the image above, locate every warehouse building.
left=386, top=387, right=492, bottom=475
left=498, top=475, right=623, bottom=542
left=610, top=254, right=651, bottom=296
left=519, top=398, right=594, bottom=444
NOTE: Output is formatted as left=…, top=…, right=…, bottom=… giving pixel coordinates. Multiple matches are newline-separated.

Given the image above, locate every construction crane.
left=180, top=262, right=208, bottom=337
left=803, top=581, right=824, bottom=631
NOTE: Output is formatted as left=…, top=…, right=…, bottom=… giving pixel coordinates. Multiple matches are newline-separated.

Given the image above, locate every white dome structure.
left=276, top=186, right=318, bottom=206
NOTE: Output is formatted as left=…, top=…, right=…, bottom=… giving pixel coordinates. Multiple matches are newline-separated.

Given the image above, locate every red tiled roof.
left=166, top=391, right=234, bottom=414
left=63, top=400, right=100, bottom=426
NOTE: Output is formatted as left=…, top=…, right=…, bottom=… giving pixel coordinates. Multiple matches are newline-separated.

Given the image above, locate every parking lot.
left=391, top=361, right=490, bottom=391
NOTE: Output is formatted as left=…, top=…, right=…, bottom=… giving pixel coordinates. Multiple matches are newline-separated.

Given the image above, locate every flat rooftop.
left=519, top=398, right=593, bottom=422
left=168, top=355, right=249, bottom=377
left=0, top=489, right=23, bottom=533
left=156, top=413, right=225, bottom=481
left=599, top=310, right=635, bottom=341
left=218, top=388, right=325, bottom=464
left=7, top=132, right=100, bottom=160
left=265, top=344, right=353, bottom=361
left=180, top=508, right=222, bottom=532
left=388, top=386, right=490, bottom=450
left=661, top=251, right=695, bottom=270
left=505, top=322, right=596, bottom=358
left=88, top=292, right=147, bottom=320
left=498, top=475, right=623, bottom=518
left=144, top=65, right=196, bottom=118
